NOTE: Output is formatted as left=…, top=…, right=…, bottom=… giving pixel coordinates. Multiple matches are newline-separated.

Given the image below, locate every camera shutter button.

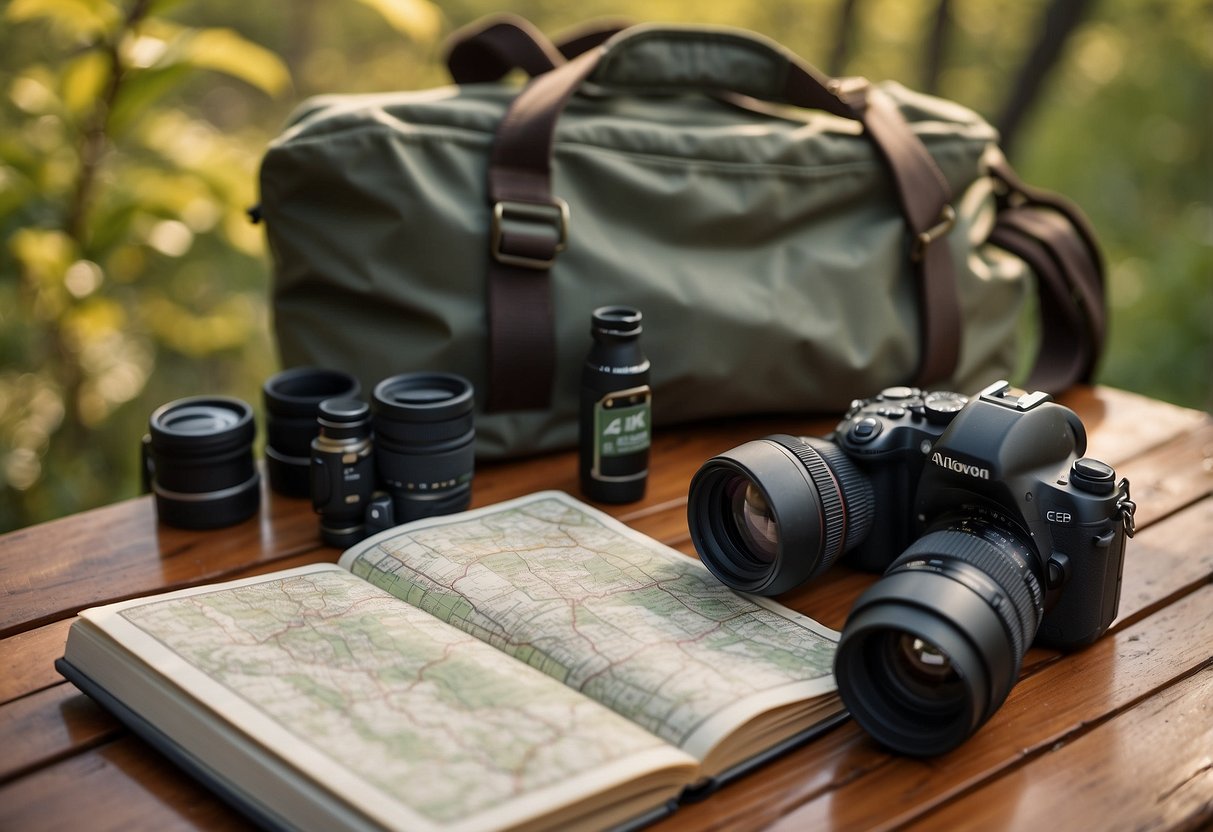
left=849, top=417, right=882, bottom=443
left=1070, top=458, right=1116, bottom=494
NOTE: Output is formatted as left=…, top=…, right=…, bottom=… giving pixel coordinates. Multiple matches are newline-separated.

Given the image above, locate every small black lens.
left=372, top=372, right=474, bottom=523
left=835, top=518, right=1043, bottom=755
left=311, top=398, right=374, bottom=548
left=263, top=367, right=361, bottom=497
left=687, top=435, right=874, bottom=595
left=144, top=396, right=259, bottom=530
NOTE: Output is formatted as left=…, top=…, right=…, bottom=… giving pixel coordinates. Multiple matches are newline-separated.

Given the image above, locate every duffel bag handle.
left=445, top=14, right=626, bottom=83
left=484, top=24, right=961, bottom=412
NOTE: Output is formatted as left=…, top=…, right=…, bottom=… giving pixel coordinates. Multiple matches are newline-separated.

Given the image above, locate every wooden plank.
left=0, top=683, right=118, bottom=784
left=1057, top=386, right=1209, bottom=465
left=1114, top=497, right=1213, bottom=629
left=0, top=736, right=252, bottom=832
left=901, top=665, right=1213, bottom=832
left=0, top=619, right=73, bottom=706
left=1109, top=421, right=1213, bottom=528
left=0, top=486, right=326, bottom=637
left=752, top=585, right=1213, bottom=831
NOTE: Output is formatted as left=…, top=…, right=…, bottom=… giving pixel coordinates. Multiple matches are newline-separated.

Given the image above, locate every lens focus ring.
left=804, top=439, right=875, bottom=560
left=894, top=527, right=1042, bottom=666
left=777, top=438, right=848, bottom=572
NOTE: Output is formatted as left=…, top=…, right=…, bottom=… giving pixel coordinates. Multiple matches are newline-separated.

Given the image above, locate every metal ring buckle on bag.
left=491, top=199, right=570, bottom=269
left=911, top=205, right=957, bottom=262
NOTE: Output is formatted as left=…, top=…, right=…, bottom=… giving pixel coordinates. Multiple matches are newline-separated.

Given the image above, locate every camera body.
left=909, top=381, right=1131, bottom=647
left=833, top=381, right=1130, bottom=645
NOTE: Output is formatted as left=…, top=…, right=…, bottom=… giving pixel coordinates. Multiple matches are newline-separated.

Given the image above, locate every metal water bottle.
left=580, top=306, right=651, bottom=503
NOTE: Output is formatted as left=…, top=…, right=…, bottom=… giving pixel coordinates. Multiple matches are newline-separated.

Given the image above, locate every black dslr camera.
left=687, top=381, right=1136, bottom=755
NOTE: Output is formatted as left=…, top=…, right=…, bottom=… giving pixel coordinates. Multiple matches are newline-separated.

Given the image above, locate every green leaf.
left=106, top=64, right=191, bottom=137
left=61, top=49, right=111, bottom=117
left=351, top=0, right=442, bottom=43
left=5, top=0, right=120, bottom=37
left=176, top=27, right=292, bottom=97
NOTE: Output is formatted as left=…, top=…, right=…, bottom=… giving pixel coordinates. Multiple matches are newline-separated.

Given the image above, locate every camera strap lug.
left=1116, top=477, right=1137, bottom=538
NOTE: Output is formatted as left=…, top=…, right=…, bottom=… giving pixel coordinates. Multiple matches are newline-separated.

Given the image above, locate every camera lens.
left=311, top=398, right=374, bottom=548
left=687, top=435, right=874, bottom=595
left=263, top=367, right=361, bottom=497
left=372, top=372, right=474, bottom=523
left=143, top=396, right=259, bottom=530
left=834, top=516, right=1044, bottom=755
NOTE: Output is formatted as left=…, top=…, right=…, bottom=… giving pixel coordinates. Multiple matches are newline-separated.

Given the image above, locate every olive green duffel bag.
left=258, top=18, right=1104, bottom=459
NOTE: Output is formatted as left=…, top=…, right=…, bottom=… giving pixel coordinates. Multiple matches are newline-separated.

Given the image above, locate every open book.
left=58, top=491, right=845, bottom=832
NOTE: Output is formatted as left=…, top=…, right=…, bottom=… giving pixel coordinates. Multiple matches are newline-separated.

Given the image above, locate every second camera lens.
left=263, top=367, right=361, bottom=497
left=372, top=372, right=474, bottom=523
left=834, top=516, right=1044, bottom=755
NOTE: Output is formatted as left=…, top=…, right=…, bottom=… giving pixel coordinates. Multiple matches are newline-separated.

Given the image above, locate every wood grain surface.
left=1, top=385, right=1210, bottom=831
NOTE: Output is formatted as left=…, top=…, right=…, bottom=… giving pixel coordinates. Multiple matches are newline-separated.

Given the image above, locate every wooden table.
left=2, top=385, right=1211, bottom=831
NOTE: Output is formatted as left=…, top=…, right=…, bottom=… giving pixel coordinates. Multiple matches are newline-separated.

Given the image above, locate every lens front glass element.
left=883, top=631, right=965, bottom=712
left=725, top=476, right=779, bottom=565
left=391, top=385, right=454, bottom=406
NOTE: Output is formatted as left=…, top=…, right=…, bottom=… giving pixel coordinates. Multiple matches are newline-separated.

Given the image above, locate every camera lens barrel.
left=143, top=396, right=260, bottom=530
left=372, top=372, right=475, bottom=523
left=687, top=435, right=874, bottom=595
left=835, top=517, right=1044, bottom=756
left=263, top=367, right=361, bottom=497
left=311, top=398, right=374, bottom=548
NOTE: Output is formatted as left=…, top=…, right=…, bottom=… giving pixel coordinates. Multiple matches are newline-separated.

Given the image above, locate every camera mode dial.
left=923, top=391, right=969, bottom=425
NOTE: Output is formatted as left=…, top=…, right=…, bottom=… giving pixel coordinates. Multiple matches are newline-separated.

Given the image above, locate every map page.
left=85, top=566, right=696, bottom=832
left=339, top=491, right=839, bottom=761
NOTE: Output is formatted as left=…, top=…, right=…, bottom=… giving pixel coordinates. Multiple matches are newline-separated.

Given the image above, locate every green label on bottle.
left=594, top=387, right=651, bottom=460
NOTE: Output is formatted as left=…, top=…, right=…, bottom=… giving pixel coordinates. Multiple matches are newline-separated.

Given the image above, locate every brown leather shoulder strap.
left=986, top=156, right=1106, bottom=391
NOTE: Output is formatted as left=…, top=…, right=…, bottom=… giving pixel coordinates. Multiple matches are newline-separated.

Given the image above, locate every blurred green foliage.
left=1, top=0, right=1209, bottom=532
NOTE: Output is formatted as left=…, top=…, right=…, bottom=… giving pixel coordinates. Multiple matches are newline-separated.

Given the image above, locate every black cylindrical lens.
left=835, top=517, right=1044, bottom=756
left=311, top=398, right=374, bottom=548
left=144, top=396, right=259, bottom=530
left=687, top=435, right=874, bottom=595
left=372, top=372, right=474, bottom=523
left=263, top=367, right=361, bottom=497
